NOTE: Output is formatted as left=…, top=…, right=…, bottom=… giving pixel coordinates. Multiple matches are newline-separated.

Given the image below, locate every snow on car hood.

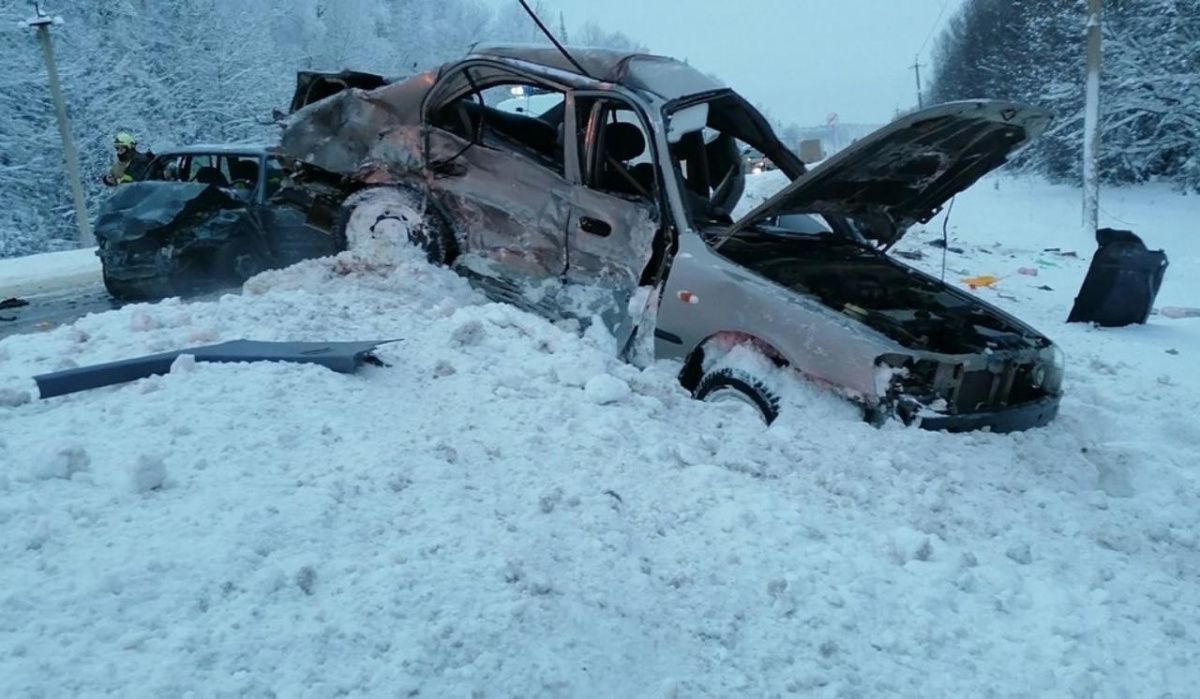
left=725, top=101, right=1051, bottom=247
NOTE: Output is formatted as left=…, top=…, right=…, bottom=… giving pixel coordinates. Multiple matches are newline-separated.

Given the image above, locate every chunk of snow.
left=584, top=374, right=631, bottom=404
left=1005, top=542, right=1033, bottom=565
left=0, top=388, right=31, bottom=407
left=128, top=455, right=167, bottom=493
left=31, top=445, right=90, bottom=480
left=890, top=526, right=934, bottom=564
left=169, top=353, right=197, bottom=375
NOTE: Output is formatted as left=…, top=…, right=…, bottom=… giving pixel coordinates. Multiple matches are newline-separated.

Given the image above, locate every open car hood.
left=723, top=101, right=1051, bottom=248
left=289, top=70, right=390, bottom=114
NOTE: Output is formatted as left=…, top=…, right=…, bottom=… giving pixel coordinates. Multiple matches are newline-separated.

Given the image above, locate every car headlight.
left=752, top=166, right=763, bottom=175
left=1042, top=344, right=1066, bottom=393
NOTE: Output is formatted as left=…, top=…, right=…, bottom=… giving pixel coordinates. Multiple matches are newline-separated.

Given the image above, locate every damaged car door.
left=565, top=95, right=663, bottom=350
left=423, top=63, right=575, bottom=314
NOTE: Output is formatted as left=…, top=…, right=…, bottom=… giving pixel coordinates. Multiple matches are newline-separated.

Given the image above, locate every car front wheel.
left=694, top=367, right=781, bottom=424
left=336, top=187, right=455, bottom=265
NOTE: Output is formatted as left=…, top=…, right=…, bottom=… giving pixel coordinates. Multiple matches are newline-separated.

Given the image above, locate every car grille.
left=952, top=362, right=1044, bottom=413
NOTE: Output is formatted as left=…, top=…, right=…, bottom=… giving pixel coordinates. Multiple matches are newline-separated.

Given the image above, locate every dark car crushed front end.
left=94, top=147, right=340, bottom=300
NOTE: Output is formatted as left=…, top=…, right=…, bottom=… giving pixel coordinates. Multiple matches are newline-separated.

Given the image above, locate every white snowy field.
left=1, top=174, right=1198, bottom=696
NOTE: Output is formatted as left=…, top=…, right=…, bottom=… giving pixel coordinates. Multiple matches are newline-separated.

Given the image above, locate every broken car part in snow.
left=33, top=340, right=390, bottom=399
left=1160, top=307, right=1200, bottom=320
left=1068, top=228, right=1168, bottom=327
left=270, top=45, right=1062, bottom=432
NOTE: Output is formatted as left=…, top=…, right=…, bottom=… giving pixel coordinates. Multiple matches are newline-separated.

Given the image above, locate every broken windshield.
left=664, top=91, right=797, bottom=228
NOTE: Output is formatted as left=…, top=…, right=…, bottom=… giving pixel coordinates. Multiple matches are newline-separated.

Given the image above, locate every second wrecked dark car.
left=93, top=72, right=395, bottom=300
left=277, top=45, right=1063, bottom=432
left=93, top=145, right=341, bottom=299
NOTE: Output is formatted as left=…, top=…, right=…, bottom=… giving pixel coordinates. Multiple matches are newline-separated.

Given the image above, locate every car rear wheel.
left=694, top=367, right=781, bottom=424
left=336, top=187, right=456, bottom=265
left=212, top=240, right=268, bottom=285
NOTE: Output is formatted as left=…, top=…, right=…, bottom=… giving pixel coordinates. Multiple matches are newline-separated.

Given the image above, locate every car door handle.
left=579, top=216, right=612, bottom=237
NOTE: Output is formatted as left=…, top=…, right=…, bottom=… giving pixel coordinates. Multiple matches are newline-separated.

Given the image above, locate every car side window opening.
left=151, top=155, right=188, bottom=182
left=264, top=157, right=287, bottom=198
left=577, top=98, right=656, bottom=201
left=187, top=155, right=233, bottom=187
left=226, top=156, right=261, bottom=192
left=430, top=70, right=567, bottom=175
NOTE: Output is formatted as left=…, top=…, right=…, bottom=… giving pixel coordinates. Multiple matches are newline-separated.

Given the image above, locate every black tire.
left=694, top=367, right=781, bottom=424
left=101, top=267, right=174, bottom=301
left=211, top=240, right=268, bottom=285
left=335, top=187, right=457, bottom=265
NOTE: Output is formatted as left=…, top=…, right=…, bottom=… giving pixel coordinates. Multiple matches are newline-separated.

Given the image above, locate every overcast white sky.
left=485, top=0, right=964, bottom=127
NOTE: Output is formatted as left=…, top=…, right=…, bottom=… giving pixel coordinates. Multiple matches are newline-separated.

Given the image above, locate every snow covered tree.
left=0, top=0, right=644, bottom=257
left=928, top=0, right=1200, bottom=191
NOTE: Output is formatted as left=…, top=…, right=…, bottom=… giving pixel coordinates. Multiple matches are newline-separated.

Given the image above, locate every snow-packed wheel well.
left=678, top=331, right=789, bottom=393
left=335, top=185, right=459, bottom=265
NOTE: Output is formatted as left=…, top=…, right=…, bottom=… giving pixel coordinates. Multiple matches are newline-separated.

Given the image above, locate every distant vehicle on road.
left=742, top=146, right=776, bottom=174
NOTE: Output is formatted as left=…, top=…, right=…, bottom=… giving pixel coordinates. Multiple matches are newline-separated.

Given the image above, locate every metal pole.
left=1081, top=0, right=1102, bottom=239
left=911, top=56, right=925, bottom=109
left=29, top=12, right=93, bottom=247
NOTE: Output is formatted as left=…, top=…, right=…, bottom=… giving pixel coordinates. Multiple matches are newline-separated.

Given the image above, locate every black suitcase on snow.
left=1067, top=228, right=1168, bottom=327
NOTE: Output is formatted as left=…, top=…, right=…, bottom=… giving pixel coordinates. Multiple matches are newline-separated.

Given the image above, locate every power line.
left=917, top=0, right=951, bottom=57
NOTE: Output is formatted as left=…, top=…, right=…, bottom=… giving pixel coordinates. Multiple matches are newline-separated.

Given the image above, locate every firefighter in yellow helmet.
left=103, top=132, right=156, bottom=186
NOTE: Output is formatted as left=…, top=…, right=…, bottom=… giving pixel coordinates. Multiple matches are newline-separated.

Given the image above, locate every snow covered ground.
left=1, top=174, right=1198, bottom=696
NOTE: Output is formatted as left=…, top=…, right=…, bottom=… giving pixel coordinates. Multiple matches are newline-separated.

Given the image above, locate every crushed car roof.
left=469, top=43, right=725, bottom=100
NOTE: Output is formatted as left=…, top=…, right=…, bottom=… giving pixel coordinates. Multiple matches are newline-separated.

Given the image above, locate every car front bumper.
left=98, top=248, right=171, bottom=280
left=917, top=395, right=1060, bottom=433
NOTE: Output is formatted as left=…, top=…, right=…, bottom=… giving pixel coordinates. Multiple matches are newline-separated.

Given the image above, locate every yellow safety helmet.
left=114, top=132, right=137, bottom=148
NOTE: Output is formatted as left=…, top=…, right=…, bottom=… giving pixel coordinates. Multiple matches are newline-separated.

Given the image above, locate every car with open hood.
left=278, top=44, right=1062, bottom=432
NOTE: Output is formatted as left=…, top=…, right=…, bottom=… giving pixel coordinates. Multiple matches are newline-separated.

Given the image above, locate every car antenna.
left=516, top=0, right=592, bottom=78
left=940, top=195, right=956, bottom=282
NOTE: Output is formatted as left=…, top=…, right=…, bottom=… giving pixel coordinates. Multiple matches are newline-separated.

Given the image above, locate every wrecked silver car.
left=279, top=44, right=1063, bottom=432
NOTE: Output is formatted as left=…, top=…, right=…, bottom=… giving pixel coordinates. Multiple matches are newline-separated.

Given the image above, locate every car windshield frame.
left=661, top=90, right=802, bottom=233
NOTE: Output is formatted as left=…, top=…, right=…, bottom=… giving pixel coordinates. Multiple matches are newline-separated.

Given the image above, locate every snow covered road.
left=0, top=176, right=1197, bottom=696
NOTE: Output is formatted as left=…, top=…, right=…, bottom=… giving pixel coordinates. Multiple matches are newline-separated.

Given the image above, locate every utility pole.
left=25, top=2, right=93, bottom=247
left=910, top=55, right=925, bottom=109
left=1081, top=0, right=1102, bottom=239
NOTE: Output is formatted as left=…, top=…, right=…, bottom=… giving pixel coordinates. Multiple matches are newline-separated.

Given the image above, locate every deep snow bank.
left=0, top=178, right=1197, bottom=696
